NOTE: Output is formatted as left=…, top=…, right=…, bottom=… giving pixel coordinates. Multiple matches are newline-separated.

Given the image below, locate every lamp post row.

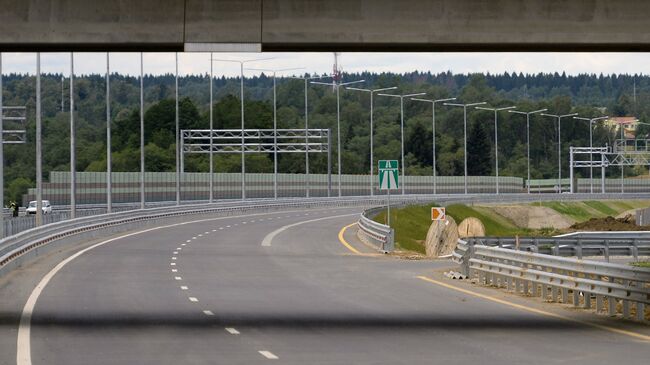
left=3, top=54, right=622, bottom=228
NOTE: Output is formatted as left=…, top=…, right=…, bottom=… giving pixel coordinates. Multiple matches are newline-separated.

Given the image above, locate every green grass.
left=373, top=203, right=538, bottom=254
left=631, top=262, right=650, bottom=268
left=583, top=201, right=618, bottom=216
left=371, top=200, right=650, bottom=255
left=538, top=201, right=594, bottom=222
left=373, top=204, right=435, bottom=254
left=540, top=200, right=650, bottom=222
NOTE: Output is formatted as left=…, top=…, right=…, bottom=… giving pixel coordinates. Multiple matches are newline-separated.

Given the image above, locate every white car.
left=26, top=200, right=52, bottom=215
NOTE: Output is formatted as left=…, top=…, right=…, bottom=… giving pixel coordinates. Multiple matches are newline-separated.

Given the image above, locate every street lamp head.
left=373, top=86, right=398, bottom=93
left=340, top=80, right=365, bottom=86
left=310, top=81, right=335, bottom=86
left=345, top=87, right=371, bottom=92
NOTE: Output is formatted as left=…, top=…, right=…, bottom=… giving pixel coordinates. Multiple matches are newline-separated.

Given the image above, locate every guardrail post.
left=637, top=302, right=645, bottom=321
left=596, top=294, right=604, bottom=313
left=608, top=297, right=617, bottom=316
left=603, top=241, right=610, bottom=262
left=573, top=288, right=580, bottom=307
left=631, top=239, right=638, bottom=260
left=622, top=300, right=630, bottom=318
left=583, top=292, right=592, bottom=309
left=575, top=239, right=583, bottom=259
left=385, top=228, right=395, bottom=252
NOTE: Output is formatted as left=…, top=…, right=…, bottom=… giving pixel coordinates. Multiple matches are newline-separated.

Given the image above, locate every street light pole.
left=347, top=86, right=398, bottom=196
left=378, top=92, right=426, bottom=195
left=209, top=53, right=213, bottom=203
left=246, top=67, right=304, bottom=199
left=139, top=52, right=144, bottom=209
left=311, top=79, right=365, bottom=197
left=412, top=97, right=457, bottom=194
left=288, top=74, right=332, bottom=198
left=106, top=53, right=112, bottom=213
left=476, top=106, right=517, bottom=194
left=36, top=53, right=42, bottom=226
left=70, top=53, right=76, bottom=218
left=509, top=108, right=547, bottom=194
left=541, top=112, right=578, bottom=193
left=444, top=102, right=487, bottom=194
left=175, top=53, right=180, bottom=205
left=211, top=57, right=273, bottom=200
left=573, top=116, right=608, bottom=193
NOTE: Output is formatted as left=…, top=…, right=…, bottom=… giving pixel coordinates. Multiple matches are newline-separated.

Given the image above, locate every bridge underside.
left=2, top=0, right=650, bottom=52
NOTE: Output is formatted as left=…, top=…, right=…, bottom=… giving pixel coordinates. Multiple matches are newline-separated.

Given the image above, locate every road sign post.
left=379, top=160, right=399, bottom=227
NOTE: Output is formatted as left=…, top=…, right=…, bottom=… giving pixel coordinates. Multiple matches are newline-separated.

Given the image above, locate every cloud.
left=1, top=52, right=649, bottom=77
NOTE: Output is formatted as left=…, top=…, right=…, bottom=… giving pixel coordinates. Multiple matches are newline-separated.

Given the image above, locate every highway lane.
left=0, top=206, right=648, bottom=364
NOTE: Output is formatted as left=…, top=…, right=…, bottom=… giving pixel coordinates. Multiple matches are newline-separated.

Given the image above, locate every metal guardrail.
left=0, top=197, right=382, bottom=274
left=454, top=239, right=650, bottom=321
left=357, top=206, right=394, bottom=252
left=462, top=236, right=650, bottom=261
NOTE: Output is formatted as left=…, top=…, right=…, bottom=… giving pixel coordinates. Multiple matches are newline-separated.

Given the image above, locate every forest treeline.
left=1, top=70, right=649, bottom=203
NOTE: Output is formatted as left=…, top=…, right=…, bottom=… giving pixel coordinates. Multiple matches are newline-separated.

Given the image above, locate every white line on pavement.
left=258, top=351, right=279, bottom=360
left=203, top=310, right=214, bottom=316
left=180, top=286, right=188, bottom=290
left=174, top=276, right=182, bottom=280
left=171, top=269, right=177, bottom=272
left=225, top=327, right=240, bottom=335
left=16, top=207, right=345, bottom=365
left=261, top=213, right=358, bottom=247
left=189, top=297, right=198, bottom=302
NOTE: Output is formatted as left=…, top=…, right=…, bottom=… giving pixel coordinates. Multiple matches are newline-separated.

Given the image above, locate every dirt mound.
left=488, top=205, right=574, bottom=229
left=424, top=216, right=458, bottom=258
left=570, top=215, right=649, bottom=231
left=457, top=217, right=486, bottom=238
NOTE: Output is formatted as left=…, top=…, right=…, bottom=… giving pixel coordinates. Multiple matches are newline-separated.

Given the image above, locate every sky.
left=1, top=52, right=650, bottom=78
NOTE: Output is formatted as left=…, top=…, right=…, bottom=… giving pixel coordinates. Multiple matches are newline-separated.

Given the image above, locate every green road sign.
left=378, top=160, right=399, bottom=190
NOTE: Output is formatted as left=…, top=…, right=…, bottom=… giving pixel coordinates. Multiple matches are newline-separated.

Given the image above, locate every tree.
left=467, top=121, right=492, bottom=176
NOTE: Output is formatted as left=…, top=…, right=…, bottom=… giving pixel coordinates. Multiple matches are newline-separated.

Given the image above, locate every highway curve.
left=0, top=206, right=648, bottom=365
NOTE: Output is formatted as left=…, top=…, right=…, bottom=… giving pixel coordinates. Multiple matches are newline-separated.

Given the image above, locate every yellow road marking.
left=416, top=276, right=650, bottom=343
left=338, top=223, right=362, bottom=255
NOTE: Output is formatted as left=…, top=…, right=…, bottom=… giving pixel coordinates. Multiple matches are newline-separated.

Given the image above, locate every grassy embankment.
left=537, top=200, right=650, bottom=222
left=373, top=200, right=650, bottom=254
left=373, top=203, right=540, bottom=254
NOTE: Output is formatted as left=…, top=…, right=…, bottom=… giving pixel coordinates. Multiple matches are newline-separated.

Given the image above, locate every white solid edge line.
left=258, top=350, right=279, bottom=360
left=16, top=207, right=354, bottom=365
left=261, top=213, right=358, bottom=247
left=225, top=327, right=240, bottom=335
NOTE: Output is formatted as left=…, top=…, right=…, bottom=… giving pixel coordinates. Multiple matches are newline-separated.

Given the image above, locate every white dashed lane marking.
left=172, top=257, right=177, bottom=260
left=171, top=269, right=178, bottom=273
left=181, top=243, right=186, bottom=246
left=174, top=276, right=182, bottom=280
left=173, top=251, right=178, bottom=254
left=225, top=327, right=240, bottom=335
left=189, top=297, right=198, bottom=302
left=186, top=240, right=191, bottom=243
left=170, top=263, right=176, bottom=266
left=180, top=286, right=188, bottom=290
left=203, top=310, right=214, bottom=316
left=259, top=351, right=279, bottom=360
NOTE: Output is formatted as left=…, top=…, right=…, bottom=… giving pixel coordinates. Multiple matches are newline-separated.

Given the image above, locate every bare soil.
left=569, top=215, right=650, bottom=231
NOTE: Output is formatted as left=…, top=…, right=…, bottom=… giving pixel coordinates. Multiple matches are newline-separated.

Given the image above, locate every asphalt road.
left=0, top=206, right=648, bottom=365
